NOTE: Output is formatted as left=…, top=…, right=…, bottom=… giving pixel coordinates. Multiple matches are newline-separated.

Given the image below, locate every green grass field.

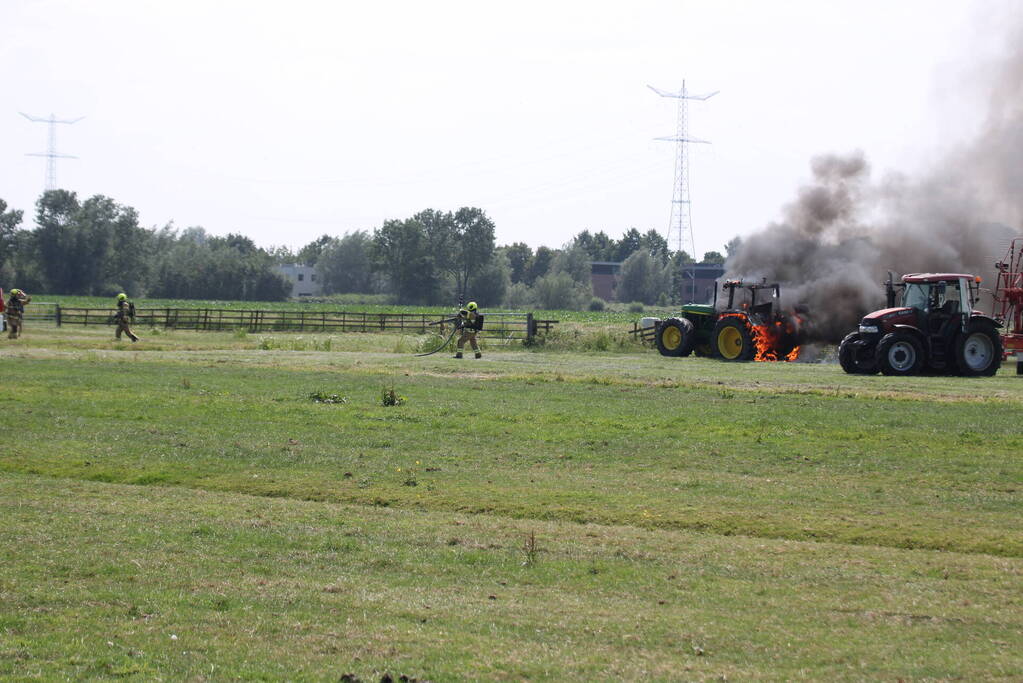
left=1, top=326, right=1021, bottom=680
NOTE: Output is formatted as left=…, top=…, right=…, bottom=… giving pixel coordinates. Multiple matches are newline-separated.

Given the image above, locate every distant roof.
left=902, top=273, right=978, bottom=283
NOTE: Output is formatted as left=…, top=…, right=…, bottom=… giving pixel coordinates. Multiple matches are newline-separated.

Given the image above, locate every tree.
left=467, top=251, right=511, bottom=307
left=532, top=271, right=589, bottom=311
left=317, top=231, right=373, bottom=294
left=296, top=234, right=333, bottom=266
left=640, top=230, right=670, bottom=263
left=613, top=228, right=643, bottom=261
left=31, top=190, right=80, bottom=293
left=616, top=250, right=671, bottom=305
left=448, top=207, right=495, bottom=300
left=525, top=246, right=555, bottom=285
left=0, top=198, right=24, bottom=276
left=503, top=242, right=533, bottom=284
left=702, top=250, right=725, bottom=264
left=548, top=242, right=591, bottom=285
left=372, top=218, right=439, bottom=304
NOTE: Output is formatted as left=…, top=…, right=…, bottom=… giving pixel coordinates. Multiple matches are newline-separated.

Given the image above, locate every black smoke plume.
left=725, top=26, right=1023, bottom=343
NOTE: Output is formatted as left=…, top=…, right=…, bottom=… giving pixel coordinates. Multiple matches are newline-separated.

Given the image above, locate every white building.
left=277, top=264, right=323, bottom=297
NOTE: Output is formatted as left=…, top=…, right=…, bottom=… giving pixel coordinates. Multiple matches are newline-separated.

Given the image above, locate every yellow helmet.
left=466, top=301, right=478, bottom=312
left=10, top=289, right=19, bottom=295
left=117, top=293, right=127, bottom=301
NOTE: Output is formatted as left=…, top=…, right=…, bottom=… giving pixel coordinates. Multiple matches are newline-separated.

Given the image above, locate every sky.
left=1, top=0, right=1016, bottom=258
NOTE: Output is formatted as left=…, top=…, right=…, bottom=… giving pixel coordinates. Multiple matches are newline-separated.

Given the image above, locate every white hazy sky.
left=1, top=0, right=1016, bottom=257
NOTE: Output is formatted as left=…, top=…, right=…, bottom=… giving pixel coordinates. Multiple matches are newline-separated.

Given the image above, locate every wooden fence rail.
left=46, top=307, right=557, bottom=344
left=629, top=321, right=658, bottom=344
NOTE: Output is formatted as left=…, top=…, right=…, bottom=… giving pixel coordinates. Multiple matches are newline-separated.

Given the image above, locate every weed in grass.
left=309, top=391, right=348, bottom=404
left=232, top=327, right=248, bottom=339
left=522, top=530, right=539, bottom=566
left=180, top=377, right=191, bottom=390
left=381, top=386, right=406, bottom=407
left=399, top=464, right=418, bottom=487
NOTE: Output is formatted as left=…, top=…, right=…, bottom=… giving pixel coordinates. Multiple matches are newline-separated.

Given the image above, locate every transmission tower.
left=648, top=82, right=717, bottom=259
left=20, top=112, right=84, bottom=192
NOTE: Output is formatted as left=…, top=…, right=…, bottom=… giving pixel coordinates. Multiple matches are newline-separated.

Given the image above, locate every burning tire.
left=876, top=332, right=923, bottom=376
left=713, top=316, right=755, bottom=361
left=955, top=323, right=1002, bottom=376
left=656, top=317, right=694, bottom=357
left=838, top=332, right=878, bottom=374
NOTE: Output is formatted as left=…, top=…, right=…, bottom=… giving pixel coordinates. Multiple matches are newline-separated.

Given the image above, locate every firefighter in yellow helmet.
left=114, top=293, right=140, bottom=342
left=5, top=288, right=30, bottom=339
left=453, top=301, right=482, bottom=359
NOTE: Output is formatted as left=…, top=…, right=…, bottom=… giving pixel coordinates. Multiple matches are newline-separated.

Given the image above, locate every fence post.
left=526, top=312, right=534, bottom=344
left=55, top=304, right=62, bottom=327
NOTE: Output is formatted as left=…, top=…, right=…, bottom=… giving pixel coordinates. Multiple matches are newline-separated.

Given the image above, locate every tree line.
left=0, top=191, right=735, bottom=307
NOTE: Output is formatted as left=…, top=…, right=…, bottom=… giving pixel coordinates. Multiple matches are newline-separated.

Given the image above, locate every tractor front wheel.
left=838, top=332, right=878, bottom=374
left=656, top=317, right=694, bottom=357
left=713, top=316, right=755, bottom=361
left=876, top=332, right=923, bottom=376
left=955, top=323, right=1002, bottom=376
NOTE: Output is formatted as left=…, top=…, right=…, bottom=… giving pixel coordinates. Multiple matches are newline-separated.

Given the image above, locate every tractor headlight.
left=858, top=324, right=879, bottom=334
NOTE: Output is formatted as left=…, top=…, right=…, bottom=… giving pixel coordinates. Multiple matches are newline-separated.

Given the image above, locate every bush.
left=588, top=297, right=606, bottom=312
left=627, top=301, right=645, bottom=313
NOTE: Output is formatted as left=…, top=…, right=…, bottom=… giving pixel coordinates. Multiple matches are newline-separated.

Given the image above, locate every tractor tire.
left=838, top=332, right=878, bottom=374
left=876, top=331, right=924, bottom=376
left=713, top=316, right=755, bottom=361
left=656, top=317, right=694, bottom=357
left=954, top=323, right=1002, bottom=376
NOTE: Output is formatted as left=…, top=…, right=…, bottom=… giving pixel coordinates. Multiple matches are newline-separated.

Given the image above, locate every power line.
left=648, top=81, right=717, bottom=258
left=20, top=112, right=84, bottom=192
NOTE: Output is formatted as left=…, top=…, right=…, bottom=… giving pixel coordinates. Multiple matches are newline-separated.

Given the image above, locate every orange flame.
left=721, top=312, right=800, bottom=362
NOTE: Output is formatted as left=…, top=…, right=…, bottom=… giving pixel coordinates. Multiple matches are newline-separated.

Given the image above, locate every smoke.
left=725, top=24, right=1023, bottom=343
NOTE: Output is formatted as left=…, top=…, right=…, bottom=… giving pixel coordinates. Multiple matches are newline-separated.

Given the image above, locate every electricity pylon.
left=648, top=82, right=717, bottom=259
left=20, top=112, right=84, bottom=191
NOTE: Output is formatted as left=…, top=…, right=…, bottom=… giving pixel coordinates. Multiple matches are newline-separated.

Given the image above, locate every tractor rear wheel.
left=954, top=323, right=1002, bottom=376
left=876, top=332, right=923, bottom=376
left=656, top=317, right=694, bottom=357
left=713, top=316, right=755, bottom=361
left=838, top=332, right=878, bottom=374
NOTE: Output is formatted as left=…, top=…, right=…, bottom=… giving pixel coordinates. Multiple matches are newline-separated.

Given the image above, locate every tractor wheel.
left=954, top=323, right=1002, bottom=376
left=656, top=317, right=694, bottom=357
left=713, top=316, right=755, bottom=361
left=838, top=332, right=878, bottom=374
left=876, top=332, right=924, bottom=376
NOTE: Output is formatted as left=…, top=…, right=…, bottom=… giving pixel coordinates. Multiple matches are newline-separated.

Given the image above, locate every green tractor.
left=654, top=303, right=717, bottom=357
left=654, top=280, right=803, bottom=361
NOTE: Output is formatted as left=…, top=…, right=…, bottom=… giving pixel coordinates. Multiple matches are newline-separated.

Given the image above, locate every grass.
left=1, top=325, right=1021, bottom=679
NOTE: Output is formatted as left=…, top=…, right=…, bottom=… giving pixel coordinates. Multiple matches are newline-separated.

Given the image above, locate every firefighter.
left=454, top=301, right=482, bottom=359
left=5, top=289, right=30, bottom=339
left=114, top=293, right=140, bottom=342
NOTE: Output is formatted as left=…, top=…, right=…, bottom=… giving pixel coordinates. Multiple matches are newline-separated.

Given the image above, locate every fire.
left=722, top=312, right=801, bottom=362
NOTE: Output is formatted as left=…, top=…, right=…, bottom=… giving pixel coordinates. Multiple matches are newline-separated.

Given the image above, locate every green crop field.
left=1, top=325, right=1021, bottom=680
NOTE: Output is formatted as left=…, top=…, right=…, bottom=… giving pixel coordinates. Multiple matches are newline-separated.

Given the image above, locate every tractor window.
left=942, top=282, right=962, bottom=311
left=903, top=283, right=930, bottom=310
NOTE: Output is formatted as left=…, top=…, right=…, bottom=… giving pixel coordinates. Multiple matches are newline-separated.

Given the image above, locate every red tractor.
left=839, top=272, right=1002, bottom=376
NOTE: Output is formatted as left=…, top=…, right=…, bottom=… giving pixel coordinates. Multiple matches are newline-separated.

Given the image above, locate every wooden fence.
left=45, top=306, right=557, bottom=344
left=629, top=321, right=658, bottom=344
